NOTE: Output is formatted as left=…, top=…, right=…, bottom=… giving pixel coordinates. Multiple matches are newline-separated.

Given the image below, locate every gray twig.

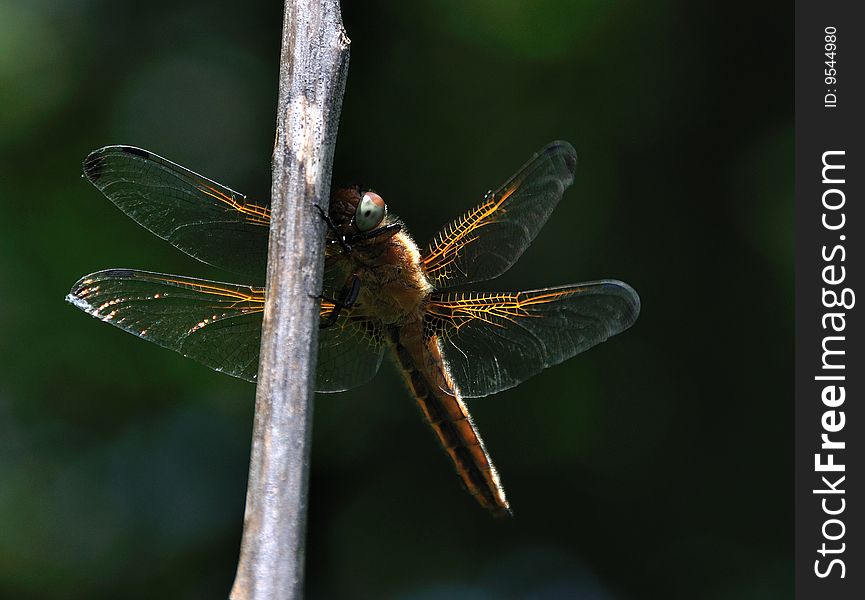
left=230, top=1, right=350, bottom=598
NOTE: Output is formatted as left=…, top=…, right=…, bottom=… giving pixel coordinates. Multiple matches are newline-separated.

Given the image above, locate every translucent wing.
left=425, top=281, right=640, bottom=398
left=66, top=270, right=384, bottom=391
left=67, top=269, right=265, bottom=381
left=83, top=146, right=270, bottom=282
left=422, top=141, right=577, bottom=290
left=316, top=314, right=386, bottom=393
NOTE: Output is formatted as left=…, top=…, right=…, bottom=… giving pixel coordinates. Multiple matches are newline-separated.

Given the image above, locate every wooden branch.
left=230, top=1, right=349, bottom=598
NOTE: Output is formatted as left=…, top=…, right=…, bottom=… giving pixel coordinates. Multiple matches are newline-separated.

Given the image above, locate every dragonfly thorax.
left=348, top=225, right=433, bottom=326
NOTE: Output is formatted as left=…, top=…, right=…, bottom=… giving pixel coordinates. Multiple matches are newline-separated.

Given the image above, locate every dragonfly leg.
left=346, top=222, right=402, bottom=245
left=319, top=273, right=361, bottom=329
left=313, top=204, right=352, bottom=254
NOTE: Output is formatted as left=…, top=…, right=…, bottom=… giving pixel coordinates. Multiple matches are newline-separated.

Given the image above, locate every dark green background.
left=0, top=1, right=791, bottom=598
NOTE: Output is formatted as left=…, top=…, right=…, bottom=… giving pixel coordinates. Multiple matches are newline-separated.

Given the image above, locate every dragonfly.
left=67, top=141, right=640, bottom=517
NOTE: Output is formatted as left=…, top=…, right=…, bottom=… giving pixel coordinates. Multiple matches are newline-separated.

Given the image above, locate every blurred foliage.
left=0, top=0, right=791, bottom=598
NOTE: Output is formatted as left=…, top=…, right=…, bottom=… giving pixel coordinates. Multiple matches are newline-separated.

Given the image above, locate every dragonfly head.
left=330, top=186, right=398, bottom=244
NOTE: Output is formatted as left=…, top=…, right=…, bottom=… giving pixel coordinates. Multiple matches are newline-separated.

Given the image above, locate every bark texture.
left=230, top=2, right=349, bottom=598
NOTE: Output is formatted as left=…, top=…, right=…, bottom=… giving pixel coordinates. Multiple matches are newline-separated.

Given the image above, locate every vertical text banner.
left=796, top=0, right=864, bottom=597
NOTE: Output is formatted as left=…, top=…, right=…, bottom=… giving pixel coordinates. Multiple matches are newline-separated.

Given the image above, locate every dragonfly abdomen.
left=388, top=323, right=511, bottom=517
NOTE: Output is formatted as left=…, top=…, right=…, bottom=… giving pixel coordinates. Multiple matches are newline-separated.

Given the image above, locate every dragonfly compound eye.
left=355, top=191, right=387, bottom=232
